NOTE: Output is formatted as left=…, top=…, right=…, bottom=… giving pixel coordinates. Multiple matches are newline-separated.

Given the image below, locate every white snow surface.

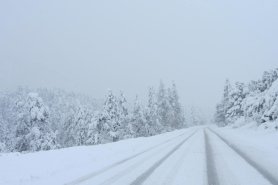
left=1, top=124, right=278, bottom=185
left=223, top=120, right=278, bottom=151
left=212, top=120, right=278, bottom=180
left=0, top=127, right=197, bottom=185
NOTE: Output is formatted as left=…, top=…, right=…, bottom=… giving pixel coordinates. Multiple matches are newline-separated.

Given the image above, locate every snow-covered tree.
left=117, top=90, right=133, bottom=139
left=101, top=89, right=120, bottom=142
left=262, top=69, right=278, bottom=91
left=157, top=80, right=174, bottom=129
left=74, top=104, right=92, bottom=146
left=86, top=111, right=101, bottom=145
left=15, top=93, right=60, bottom=152
left=226, top=82, right=248, bottom=123
left=248, top=80, right=264, bottom=93
left=166, top=88, right=175, bottom=129
left=261, top=79, right=278, bottom=121
left=170, top=81, right=183, bottom=128
left=157, top=80, right=167, bottom=126
left=213, top=101, right=226, bottom=126
left=0, top=120, right=7, bottom=153
left=132, top=94, right=148, bottom=137
left=145, top=87, right=161, bottom=135
left=0, top=91, right=16, bottom=152
left=118, top=90, right=128, bottom=117
left=243, top=79, right=278, bottom=123
left=62, top=105, right=76, bottom=147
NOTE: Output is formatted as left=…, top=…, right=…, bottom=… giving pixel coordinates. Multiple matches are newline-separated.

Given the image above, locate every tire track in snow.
left=208, top=127, right=278, bottom=185
left=65, top=129, right=196, bottom=185
left=130, top=130, right=198, bottom=185
left=204, top=128, right=219, bottom=185
left=162, top=132, right=197, bottom=185
left=99, top=136, right=181, bottom=185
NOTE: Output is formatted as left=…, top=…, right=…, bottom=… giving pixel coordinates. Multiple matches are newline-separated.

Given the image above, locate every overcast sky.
left=0, top=0, right=277, bottom=112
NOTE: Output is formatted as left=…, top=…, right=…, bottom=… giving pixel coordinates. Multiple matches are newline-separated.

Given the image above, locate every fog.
left=1, top=0, right=277, bottom=112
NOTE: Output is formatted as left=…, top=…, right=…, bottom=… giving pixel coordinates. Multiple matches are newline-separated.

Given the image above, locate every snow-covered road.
left=1, top=126, right=277, bottom=185
left=65, top=127, right=277, bottom=185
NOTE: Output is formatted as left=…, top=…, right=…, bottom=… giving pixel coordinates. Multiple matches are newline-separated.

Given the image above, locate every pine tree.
left=157, top=80, right=173, bottom=129
left=171, top=81, right=183, bottom=128
left=213, top=101, right=226, bottom=126
left=261, top=79, right=278, bottom=121
left=117, top=90, right=132, bottom=139
left=74, top=104, right=92, bottom=146
left=86, top=111, right=101, bottom=145
left=166, top=88, right=175, bottom=129
left=0, top=119, right=7, bottom=152
left=213, top=79, right=233, bottom=126
left=147, top=86, right=161, bottom=134
left=102, top=89, right=120, bottom=142
left=226, top=82, right=248, bottom=123
left=157, top=80, right=167, bottom=126
left=0, top=91, right=16, bottom=152
left=118, top=90, right=128, bottom=117
left=262, top=68, right=278, bottom=90
left=15, top=93, right=60, bottom=152
left=62, top=104, right=77, bottom=147
left=132, top=94, right=147, bottom=137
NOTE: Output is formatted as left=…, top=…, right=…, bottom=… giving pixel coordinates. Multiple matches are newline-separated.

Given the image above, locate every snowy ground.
left=0, top=124, right=277, bottom=185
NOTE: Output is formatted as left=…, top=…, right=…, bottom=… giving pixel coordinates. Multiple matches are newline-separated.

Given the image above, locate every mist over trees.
left=0, top=80, right=197, bottom=153
left=214, top=68, right=278, bottom=127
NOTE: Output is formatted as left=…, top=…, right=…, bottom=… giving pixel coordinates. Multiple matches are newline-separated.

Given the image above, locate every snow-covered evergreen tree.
left=226, top=82, right=248, bottom=123
left=170, top=81, right=183, bottom=128
left=262, top=68, right=278, bottom=91
left=261, top=79, right=278, bottom=121
left=0, top=119, right=7, bottom=152
left=157, top=80, right=174, bottom=129
left=15, top=93, right=60, bottom=152
left=101, top=89, right=120, bottom=142
left=0, top=91, right=16, bottom=152
left=157, top=80, right=167, bottom=126
left=74, top=103, right=92, bottom=146
left=132, top=94, right=147, bottom=137
left=166, top=88, right=175, bottom=129
left=117, top=90, right=133, bottom=139
left=213, top=79, right=232, bottom=126
left=118, top=90, right=128, bottom=117
left=147, top=86, right=161, bottom=135
left=243, top=79, right=278, bottom=123
left=86, top=111, right=101, bottom=145
left=62, top=106, right=76, bottom=147
left=213, top=101, right=226, bottom=126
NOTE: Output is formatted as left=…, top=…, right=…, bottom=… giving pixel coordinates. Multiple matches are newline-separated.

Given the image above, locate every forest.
left=0, top=80, right=208, bottom=153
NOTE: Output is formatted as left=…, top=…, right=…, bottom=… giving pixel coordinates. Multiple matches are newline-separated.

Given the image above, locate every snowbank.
left=212, top=121, right=278, bottom=180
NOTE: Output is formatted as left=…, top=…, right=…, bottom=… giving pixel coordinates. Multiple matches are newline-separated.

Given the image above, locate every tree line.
left=0, top=80, right=187, bottom=153
left=214, top=68, right=278, bottom=127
